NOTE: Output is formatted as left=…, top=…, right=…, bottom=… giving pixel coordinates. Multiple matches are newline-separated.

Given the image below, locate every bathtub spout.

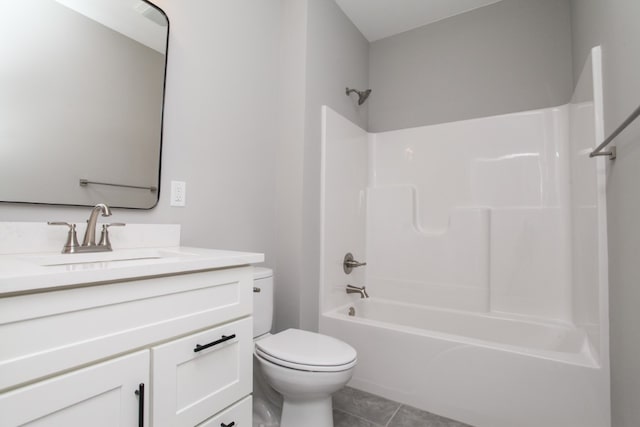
left=346, top=284, right=369, bottom=298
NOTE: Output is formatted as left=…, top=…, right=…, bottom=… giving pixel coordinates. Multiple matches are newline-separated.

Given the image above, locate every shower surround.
left=319, top=48, right=609, bottom=427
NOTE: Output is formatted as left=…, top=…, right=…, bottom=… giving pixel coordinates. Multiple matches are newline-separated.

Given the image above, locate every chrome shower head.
left=346, top=87, right=372, bottom=105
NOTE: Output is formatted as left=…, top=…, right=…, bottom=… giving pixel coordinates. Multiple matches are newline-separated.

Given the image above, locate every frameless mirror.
left=0, top=0, right=168, bottom=209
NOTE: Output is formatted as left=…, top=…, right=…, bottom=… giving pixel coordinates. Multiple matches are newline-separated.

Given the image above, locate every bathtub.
left=320, top=298, right=609, bottom=427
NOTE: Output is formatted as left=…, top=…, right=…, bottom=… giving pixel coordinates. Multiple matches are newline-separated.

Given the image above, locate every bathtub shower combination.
left=319, top=48, right=610, bottom=427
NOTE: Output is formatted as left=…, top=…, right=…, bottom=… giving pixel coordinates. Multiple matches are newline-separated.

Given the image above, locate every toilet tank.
left=253, top=267, right=274, bottom=338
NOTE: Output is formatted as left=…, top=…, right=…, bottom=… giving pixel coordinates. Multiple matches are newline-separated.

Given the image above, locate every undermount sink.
left=21, top=248, right=198, bottom=267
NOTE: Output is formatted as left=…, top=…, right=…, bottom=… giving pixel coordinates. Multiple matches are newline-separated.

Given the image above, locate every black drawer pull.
left=221, top=422, right=235, bottom=427
left=134, top=383, right=144, bottom=427
left=194, top=334, right=236, bottom=352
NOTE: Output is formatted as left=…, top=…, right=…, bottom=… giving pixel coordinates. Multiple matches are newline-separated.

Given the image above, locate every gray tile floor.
left=332, top=387, right=474, bottom=427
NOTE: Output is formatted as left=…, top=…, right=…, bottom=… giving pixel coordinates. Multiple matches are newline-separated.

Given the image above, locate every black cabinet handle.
left=134, top=383, right=144, bottom=427
left=194, top=334, right=236, bottom=353
left=221, top=422, right=235, bottom=427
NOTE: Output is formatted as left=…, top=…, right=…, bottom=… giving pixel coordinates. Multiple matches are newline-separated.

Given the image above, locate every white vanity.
left=0, top=222, right=263, bottom=426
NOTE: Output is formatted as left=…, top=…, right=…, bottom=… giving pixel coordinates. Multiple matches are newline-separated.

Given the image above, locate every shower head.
left=346, top=87, right=372, bottom=105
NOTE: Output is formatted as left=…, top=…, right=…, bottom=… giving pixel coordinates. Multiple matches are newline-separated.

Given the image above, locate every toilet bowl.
left=253, top=335, right=282, bottom=427
left=253, top=268, right=357, bottom=427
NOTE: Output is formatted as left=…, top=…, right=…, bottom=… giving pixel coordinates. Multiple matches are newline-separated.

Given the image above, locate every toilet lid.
left=255, top=329, right=357, bottom=371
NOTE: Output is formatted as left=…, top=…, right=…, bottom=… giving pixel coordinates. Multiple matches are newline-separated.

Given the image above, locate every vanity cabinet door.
left=151, top=317, right=252, bottom=427
left=0, top=350, right=149, bottom=427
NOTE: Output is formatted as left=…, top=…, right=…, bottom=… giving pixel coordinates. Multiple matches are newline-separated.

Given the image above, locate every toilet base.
left=281, top=396, right=333, bottom=427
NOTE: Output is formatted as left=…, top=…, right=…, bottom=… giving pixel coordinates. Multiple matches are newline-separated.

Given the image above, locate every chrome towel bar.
left=590, top=103, right=640, bottom=160
left=79, top=179, right=157, bottom=192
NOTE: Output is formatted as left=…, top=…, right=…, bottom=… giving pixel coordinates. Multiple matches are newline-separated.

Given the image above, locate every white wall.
left=368, top=0, right=574, bottom=132
left=570, top=1, right=640, bottom=425
left=0, top=0, right=281, bottom=265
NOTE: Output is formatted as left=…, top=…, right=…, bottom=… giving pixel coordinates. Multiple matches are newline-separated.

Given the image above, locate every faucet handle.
left=48, top=222, right=80, bottom=253
left=98, top=223, right=126, bottom=248
left=343, top=253, right=367, bottom=274
left=106, top=222, right=126, bottom=228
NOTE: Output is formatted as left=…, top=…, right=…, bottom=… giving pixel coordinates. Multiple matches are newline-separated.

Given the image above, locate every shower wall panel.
left=369, top=107, right=573, bottom=320
left=320, top=106, right=368, bottom=313
left=366, top=186, right=490, bottom=312
left=569, top=47, right=608, bottom=360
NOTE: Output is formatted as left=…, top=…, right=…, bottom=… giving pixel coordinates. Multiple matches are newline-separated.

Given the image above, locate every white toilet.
left=253, top=268, right=357, bottom=427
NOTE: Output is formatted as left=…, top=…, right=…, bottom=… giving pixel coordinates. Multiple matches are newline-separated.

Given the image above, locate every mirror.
left=0, top=0, right=168, bottom=209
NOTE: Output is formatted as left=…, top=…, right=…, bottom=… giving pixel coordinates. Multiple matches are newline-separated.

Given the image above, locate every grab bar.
left=79, top=179, right=157, bottom=192
left=590, top=103, right=640, bottom=160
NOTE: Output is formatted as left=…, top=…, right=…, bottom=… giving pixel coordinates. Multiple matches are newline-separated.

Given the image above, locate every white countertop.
left=0, top=246, right=264, bottom=295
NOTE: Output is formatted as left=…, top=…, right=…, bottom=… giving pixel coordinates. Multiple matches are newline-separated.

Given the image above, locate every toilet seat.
left=255, top=329, right=357, bottom=372
left=255, top=348, right=357, bottom=372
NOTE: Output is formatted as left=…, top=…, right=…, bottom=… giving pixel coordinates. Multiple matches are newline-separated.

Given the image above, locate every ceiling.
left=54, top=0, right=167, bottom=53
left=334, top=0, right=505, bottom=42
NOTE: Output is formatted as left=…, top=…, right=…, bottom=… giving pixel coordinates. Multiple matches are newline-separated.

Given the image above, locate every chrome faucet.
left=346, top=284, right=369, bottom=299
left=82, top=203, right=112, bottom=247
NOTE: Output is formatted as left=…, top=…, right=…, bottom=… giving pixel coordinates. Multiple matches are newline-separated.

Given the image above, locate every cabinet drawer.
left=197, top=395, right=252, bottom=427
left=0, top=266, right=252, bottom=391
left=0, top=351, right=149, bottom=427
left=152, top=317, right=252, bottom=427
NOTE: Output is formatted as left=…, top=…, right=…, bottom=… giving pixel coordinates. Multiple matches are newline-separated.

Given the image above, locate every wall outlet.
left=170, top=181, right=186, bottom=206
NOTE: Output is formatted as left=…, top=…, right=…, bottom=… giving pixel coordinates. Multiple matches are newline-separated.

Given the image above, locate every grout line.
left=334, top=408, right=386, bottom=427
left=384, top=405, right=403, bottom=427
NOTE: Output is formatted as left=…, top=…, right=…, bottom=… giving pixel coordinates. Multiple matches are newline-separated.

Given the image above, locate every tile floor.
left=332, top=387, right=474, bottom=427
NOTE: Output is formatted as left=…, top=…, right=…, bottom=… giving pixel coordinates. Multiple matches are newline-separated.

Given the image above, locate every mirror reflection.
left=0, top=0, right=168, bottom=209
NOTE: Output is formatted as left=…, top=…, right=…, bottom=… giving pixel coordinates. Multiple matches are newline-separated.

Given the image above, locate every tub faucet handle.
left=343, top=252, right=367, bottom=274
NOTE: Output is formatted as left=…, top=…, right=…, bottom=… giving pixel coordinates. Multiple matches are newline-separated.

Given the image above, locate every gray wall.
left=301, top=0, right=369, bottom=331
left=368, top=0, right=574, bottom=132
left=0, top=0, right=282, bottom=265
left=570, top=1, right=640, bottom=426
left=272, top=0, right=308, bottom=334
left=273, top=0, right=369, bottom=332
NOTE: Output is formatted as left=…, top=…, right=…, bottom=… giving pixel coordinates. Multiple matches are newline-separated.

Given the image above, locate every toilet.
left=253, top=268, right=357, bottom=427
